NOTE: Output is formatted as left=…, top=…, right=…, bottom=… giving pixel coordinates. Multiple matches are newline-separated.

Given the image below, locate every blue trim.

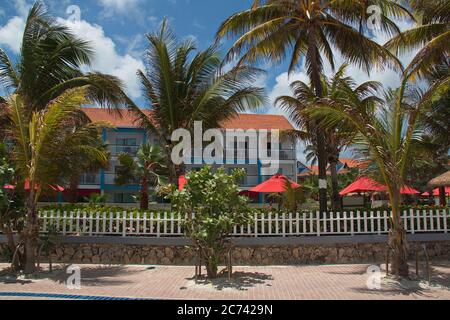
left=0, top=292, right=151, bottom=301
left=111, top=127, right=146, bottom=134
left=257, top=160, right=263, bottom=204
left=100, top=129, right=107, bottom=193
left=143, top=130, right=148, bottom=144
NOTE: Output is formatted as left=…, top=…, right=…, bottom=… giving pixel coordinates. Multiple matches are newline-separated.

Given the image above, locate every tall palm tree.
left=307, top=77, right=450, bottom=277
left=386, top=0, right=450, bottom=79
left=0, top=2, right=129, bottom=115
left=4, top=87, right=109, bottom=273
left=66, top=141, right=110, bottom=204
left=276, top=64, right=382, bottom=210
left=115, top=144, right=167, bottom=210
left=216, top=0, right=411, bottom=212
left=130, top=20, right=266, bottom=183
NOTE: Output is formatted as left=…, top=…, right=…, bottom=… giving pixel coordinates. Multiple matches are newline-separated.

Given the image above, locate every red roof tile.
left=220, top=114, right=294, bottom=130
left=82, top=108, right=294, bottom=130
left=82, top=108, right=152, bottom=128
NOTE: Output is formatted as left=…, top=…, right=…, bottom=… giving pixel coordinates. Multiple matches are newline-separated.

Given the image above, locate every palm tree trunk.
left=165, top=144, right=177, bottom=184
left=439, top=186, right=447, bottom=206
left=23, top=190, right=38, bottom=274
left=307, top=45, right=328, bottom=213
left=140, top=177, right=149, bottom=210
left=329, top=161, right=342, bottom=211
left=69, top=175, right=80, bottom=203
left=388, top=189, right=409, bottom=277
left=316, top=132, right=328, bottom=213
left=428, top=188, right=435, bottom=205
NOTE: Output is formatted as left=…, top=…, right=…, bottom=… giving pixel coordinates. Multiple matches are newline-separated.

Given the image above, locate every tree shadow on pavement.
left=186, top=271, right=273, bottom=291
left=351, top=276, right=446, bottom=299
left=0, top=264, right=151, bottom=288
left=46, top=264, right=149, bottom=287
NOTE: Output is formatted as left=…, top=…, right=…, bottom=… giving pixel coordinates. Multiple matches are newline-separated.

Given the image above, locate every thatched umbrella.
left=428, top=170, right=450, bottom=206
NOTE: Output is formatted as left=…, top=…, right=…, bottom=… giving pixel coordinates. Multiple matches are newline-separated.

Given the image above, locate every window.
left=116, top=138, right=137, bottom=146
left=85, top=174, right=98, bottom=184
left=267, top=142, right=272, bottom=157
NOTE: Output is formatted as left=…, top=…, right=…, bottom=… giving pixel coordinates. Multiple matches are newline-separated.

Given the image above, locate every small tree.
left=0, top=144, right=24, bottom=270
left=168, top=167, right=251, bottom=279
left=115, top=144, right=167, bottom=210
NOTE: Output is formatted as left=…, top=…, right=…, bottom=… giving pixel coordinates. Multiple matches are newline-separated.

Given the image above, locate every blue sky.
left=0, top=0, right=416, bottom=162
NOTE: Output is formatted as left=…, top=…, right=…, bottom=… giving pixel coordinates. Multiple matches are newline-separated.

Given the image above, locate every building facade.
left=76, top=108, right=297, bottom=204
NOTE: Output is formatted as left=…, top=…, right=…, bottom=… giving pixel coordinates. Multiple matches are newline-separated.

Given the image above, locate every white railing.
left=37, top=209, right=449, bottom=238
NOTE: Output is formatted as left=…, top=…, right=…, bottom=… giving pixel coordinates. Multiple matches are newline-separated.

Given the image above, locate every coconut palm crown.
left=0, top=2, right=130, bottom=115
left=130, top=20, right=267, bottom=181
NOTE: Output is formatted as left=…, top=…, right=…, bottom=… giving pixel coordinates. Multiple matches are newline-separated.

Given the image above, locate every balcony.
left=189, top=148, right=296, bottom=163
left=79, top=174, right=100, bottom=185
left=109, top=145, right=140, bottom=156
left=104, top=173, right=140, bottom=186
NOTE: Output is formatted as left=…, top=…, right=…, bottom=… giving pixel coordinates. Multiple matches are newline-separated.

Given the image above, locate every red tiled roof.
left=339, top=158, right=371, bottom=170
left=297, top=158, right=371, bottom=178
left=220, top=114, right=294, bottom=130
left=82, top=108, right=152, bottom=128
left=82, top=108, right=294, bottom=130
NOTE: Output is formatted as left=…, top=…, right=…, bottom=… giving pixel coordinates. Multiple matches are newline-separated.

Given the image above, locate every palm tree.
left=115, top=144, right=167, bottom=210
left=216, top=0, right=411, bottom=213
left=4, top=87, right=109, bottom=273
left=386, top=0, right=450, bottom=79
left=0, top=2, right=129, bottom=115
left=308, top=78, right=450, bottom=277
left=130, top=20, right=266, bottom=183
left=419, top=61, right=450, bottom=148
left=66, top=141, right=110, bottom=203
left=276, top=64, right=382, bottom=210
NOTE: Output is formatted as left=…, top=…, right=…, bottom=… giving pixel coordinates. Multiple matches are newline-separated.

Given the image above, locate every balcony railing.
left=189, top=148, right=296, bottom=162
left=104, top=173, right=140, bottom=186
left=79, top=174, right=100, bottom=185
left=109, top=145, right=140, bottom=156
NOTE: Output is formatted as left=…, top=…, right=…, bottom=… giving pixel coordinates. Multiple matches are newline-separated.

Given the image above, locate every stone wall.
left=1, top=241, right=449, bottom=266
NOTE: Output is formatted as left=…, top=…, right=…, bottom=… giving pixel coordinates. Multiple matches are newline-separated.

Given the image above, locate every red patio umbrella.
left=422, top=187, right=450, bottom=197
left=3, top=180, right=64, bottom=192
left=250, top=174, right=300, bottom=193
left=178, top=175, right=187, bottom=191
left=340, top=177, right=387, bottom=196
left=400, top=186, right=420, bottom=195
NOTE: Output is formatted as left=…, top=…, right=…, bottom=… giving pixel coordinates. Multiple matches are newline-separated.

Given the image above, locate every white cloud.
left=0, top=1, right=144, bottom=100
left=265, top=71, right=309, bottom=116
left=58, top=18, right=145, bottom=99
left=97, top=0, right=141, bottom=14
left=0, top=16, right=25, bottom=53
left=13, top=0, right=31, bottom=17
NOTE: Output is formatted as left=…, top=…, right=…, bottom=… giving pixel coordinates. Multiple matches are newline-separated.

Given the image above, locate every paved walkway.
left=0, top=263, right=449, bottom=300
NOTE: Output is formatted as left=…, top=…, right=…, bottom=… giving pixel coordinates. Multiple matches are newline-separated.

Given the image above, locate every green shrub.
left=168, top=166, right=252, bottom=279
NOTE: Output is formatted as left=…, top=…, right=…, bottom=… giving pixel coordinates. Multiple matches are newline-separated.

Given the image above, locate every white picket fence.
left=37, top=208, right=449, bottom=238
